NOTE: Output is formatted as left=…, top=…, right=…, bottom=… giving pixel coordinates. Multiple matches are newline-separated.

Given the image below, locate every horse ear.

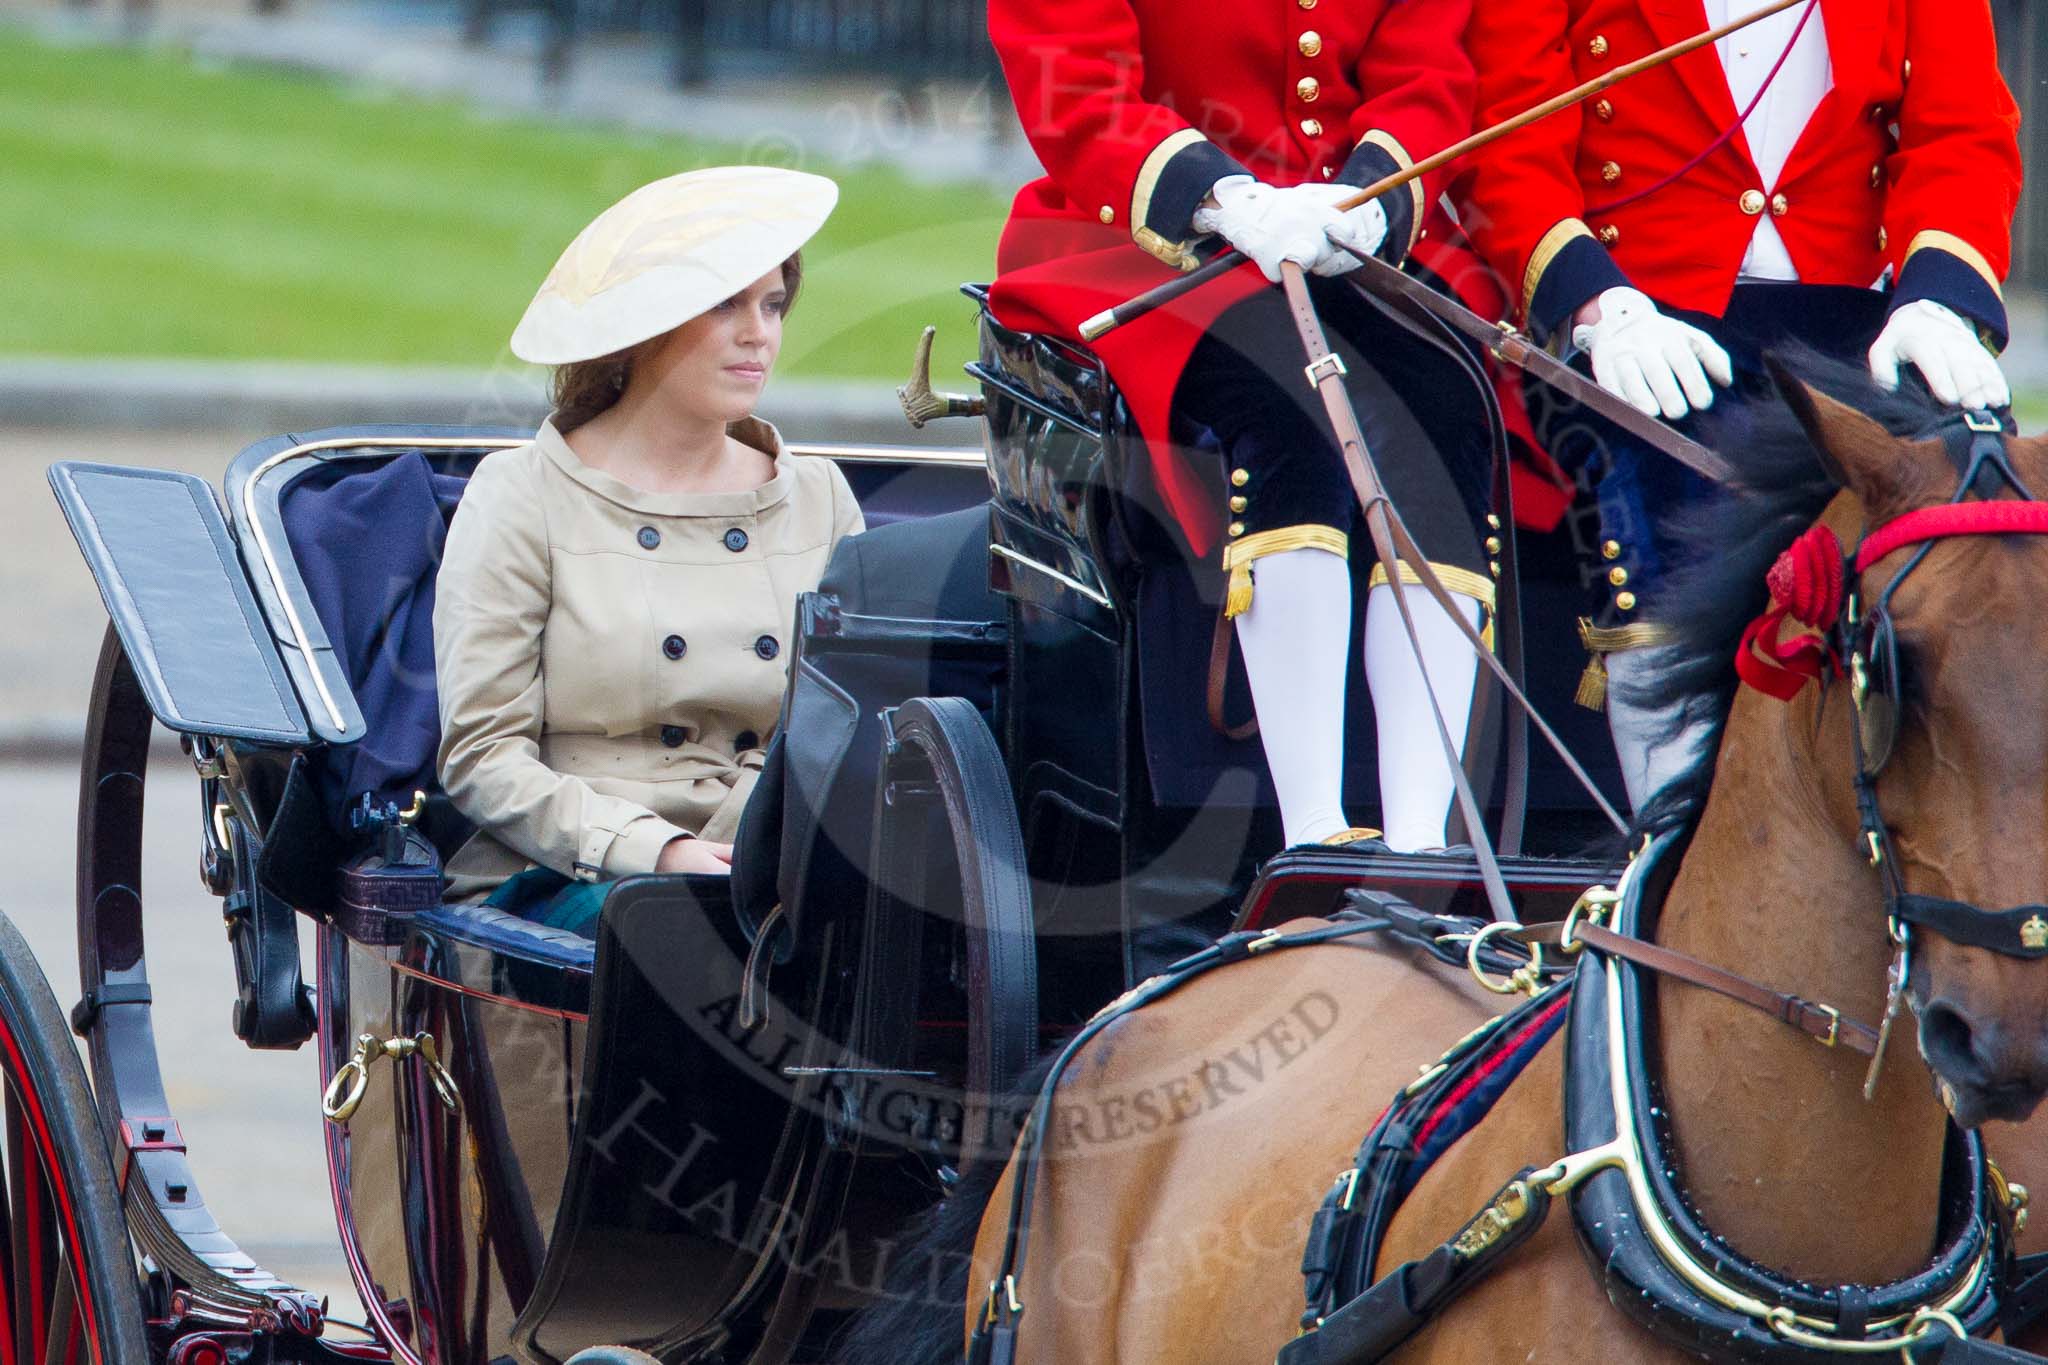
left=1765, top=355, right=1907, bottom=507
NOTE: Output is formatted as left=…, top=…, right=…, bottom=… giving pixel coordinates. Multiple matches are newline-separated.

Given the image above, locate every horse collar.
left=1559, top=831, right=2011, bottom=1362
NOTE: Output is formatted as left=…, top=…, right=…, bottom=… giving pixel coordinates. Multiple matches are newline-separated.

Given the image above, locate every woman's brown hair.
left=549, top=252, right=805, bottom=433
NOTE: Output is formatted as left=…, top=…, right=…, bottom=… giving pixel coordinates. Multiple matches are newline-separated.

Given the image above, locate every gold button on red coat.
left=1588, top=34, right=1609, bottom=57
left=1601, top=161, right=1622, bottom=183
left=1598, top=224, right=1620, bottom=245
left=1300, top=118, right=1323, bottom=137
left=1098, top=205, right=1114, bottom=224
left=1298, top=30, right=1322, bottom=57
left=1770, top=193, right=1789, bottom=217
left=1593, top=98, right=1614, bottom=121
left=1740, top=189, right=1766, bottom=215
left=1297, top=77, right=1321, bottom=103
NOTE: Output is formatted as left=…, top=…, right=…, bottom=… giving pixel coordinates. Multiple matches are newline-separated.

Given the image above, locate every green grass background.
left=0, top=28, right=1009, bottom=381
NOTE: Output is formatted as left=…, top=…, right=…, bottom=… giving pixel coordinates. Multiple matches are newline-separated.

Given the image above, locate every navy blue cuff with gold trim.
left=1337, top=142, right=1413, bottom=263
left=1529, top=236, right=1630, bottom=344
left=1891, top=247, right=2009, bottom=352
left=1134, top=130, right=1252, bottom=246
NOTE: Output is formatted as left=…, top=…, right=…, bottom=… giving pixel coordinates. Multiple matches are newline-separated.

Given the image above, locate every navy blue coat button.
left=637, top=526, right=661, bottom=550
left=753, top=635, right=779, bottom=660
left=660, top=725, right=686, bottom=747
left=724, top=527, right=750, bottom=552
left=662, top=634, right=687, bottom=660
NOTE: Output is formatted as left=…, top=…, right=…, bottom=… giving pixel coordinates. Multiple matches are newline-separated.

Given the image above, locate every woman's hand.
left=656, top=837, right=735, bottom=875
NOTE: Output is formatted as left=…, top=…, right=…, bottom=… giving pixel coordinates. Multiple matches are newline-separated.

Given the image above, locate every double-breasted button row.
left=665, top=634, right=778, bottom=660
left=638, top=524, right=751, bottom=553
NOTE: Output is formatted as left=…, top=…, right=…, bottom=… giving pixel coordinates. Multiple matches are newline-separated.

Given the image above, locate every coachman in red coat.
left=1455, top=0, right=2022, bottom=807
left=985, top=0, right=1511, bottom=853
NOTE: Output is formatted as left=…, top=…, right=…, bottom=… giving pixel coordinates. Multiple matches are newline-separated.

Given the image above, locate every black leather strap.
left=1999, top=1253, right=2048, bottom=1338
left=1279, top=1168, right=1554, bottom=1365
left=1893, top=895, right=2048, bottom=959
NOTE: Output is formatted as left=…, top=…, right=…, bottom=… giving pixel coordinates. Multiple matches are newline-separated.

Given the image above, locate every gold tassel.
left=1225, top=560, right=1254, bottom=619
left=1576, top=652, right=1609, bottom=712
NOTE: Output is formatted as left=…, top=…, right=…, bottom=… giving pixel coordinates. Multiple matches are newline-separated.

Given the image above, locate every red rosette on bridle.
left=1736, top=524, right=1845, bottom=699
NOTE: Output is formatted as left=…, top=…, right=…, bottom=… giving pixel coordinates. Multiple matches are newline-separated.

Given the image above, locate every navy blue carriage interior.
left=45, top=286, right=1631, bottom=1364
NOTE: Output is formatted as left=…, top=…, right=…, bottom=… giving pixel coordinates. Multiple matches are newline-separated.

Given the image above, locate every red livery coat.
left=1456, top=0, right=2022, bottom=346
left=984, top=0, right=1482, bottom=555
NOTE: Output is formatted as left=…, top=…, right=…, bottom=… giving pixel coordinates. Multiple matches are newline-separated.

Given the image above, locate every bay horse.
left=841, top=361, right=2048, bottom=1364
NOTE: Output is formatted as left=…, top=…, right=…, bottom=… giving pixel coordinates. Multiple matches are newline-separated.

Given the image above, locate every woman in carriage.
left=983, top=0, right=1506, bottom=854
left=433, top=167, right=866, bottom=933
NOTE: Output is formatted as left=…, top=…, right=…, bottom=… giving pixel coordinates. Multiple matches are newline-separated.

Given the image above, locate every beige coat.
left=435, top=416, right=863, bottom=898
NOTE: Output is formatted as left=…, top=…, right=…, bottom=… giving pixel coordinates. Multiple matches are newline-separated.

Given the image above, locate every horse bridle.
left=1740, top=407, right=2048, bottom=969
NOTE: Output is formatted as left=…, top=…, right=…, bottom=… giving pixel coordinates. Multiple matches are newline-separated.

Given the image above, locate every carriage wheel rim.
left=0, top=1010, right=114, bottom=1364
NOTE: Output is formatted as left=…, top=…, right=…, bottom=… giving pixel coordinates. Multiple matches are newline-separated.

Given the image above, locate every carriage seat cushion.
left=279, top=450, right=468, bottom=833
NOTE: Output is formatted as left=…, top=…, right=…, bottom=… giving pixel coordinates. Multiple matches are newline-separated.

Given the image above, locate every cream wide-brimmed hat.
left=509, top=166, right=840, bottom=365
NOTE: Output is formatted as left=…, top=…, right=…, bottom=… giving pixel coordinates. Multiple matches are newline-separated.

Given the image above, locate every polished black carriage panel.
left=49, top=462, right=310, bottom=745
left=320, top=909, right=588, bottom=1363
left=511, top=874, right=858, bottom=1362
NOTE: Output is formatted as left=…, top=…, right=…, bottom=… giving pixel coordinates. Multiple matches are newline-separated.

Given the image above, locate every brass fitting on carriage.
left=321, top=1031, right=460, bottom=1124
left=897, top=326, right=985, bottom=428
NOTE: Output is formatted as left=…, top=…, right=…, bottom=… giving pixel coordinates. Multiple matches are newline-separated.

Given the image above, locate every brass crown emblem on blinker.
left=2022, top=915, right=2048, bottom=951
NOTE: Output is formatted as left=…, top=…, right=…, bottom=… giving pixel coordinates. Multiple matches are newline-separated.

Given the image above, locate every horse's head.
left=1775, top=373, right=2048, bottom=1126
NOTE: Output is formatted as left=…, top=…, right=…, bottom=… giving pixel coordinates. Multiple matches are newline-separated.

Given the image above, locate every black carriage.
left=19, top=289, right=1623, bottom=1363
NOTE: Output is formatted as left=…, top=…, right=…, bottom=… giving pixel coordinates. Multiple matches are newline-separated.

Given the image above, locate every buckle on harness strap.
left=1964, top=410, right=2004, bottom=434
left=1304, top=353, right=1349, bottom=387
left=982, top=1275, right=1022, bottom=1327
left=1815, top=1003, right=1842, bottom=1048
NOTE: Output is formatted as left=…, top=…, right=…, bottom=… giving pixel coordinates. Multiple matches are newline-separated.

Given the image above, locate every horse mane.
left=1623, top=346, right=1955, bottom=836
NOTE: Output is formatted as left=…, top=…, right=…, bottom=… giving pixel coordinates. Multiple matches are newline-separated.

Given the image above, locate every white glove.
left=1321, top=196, right=1390, bottom=275
left=1868, top=299, right=2010, bottom=411
left=1192, top=176, right=1343, bottom=283
left=1571, top=286, right=1736, bottom=421
left=1259, top=183, right=1388, bottom=275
